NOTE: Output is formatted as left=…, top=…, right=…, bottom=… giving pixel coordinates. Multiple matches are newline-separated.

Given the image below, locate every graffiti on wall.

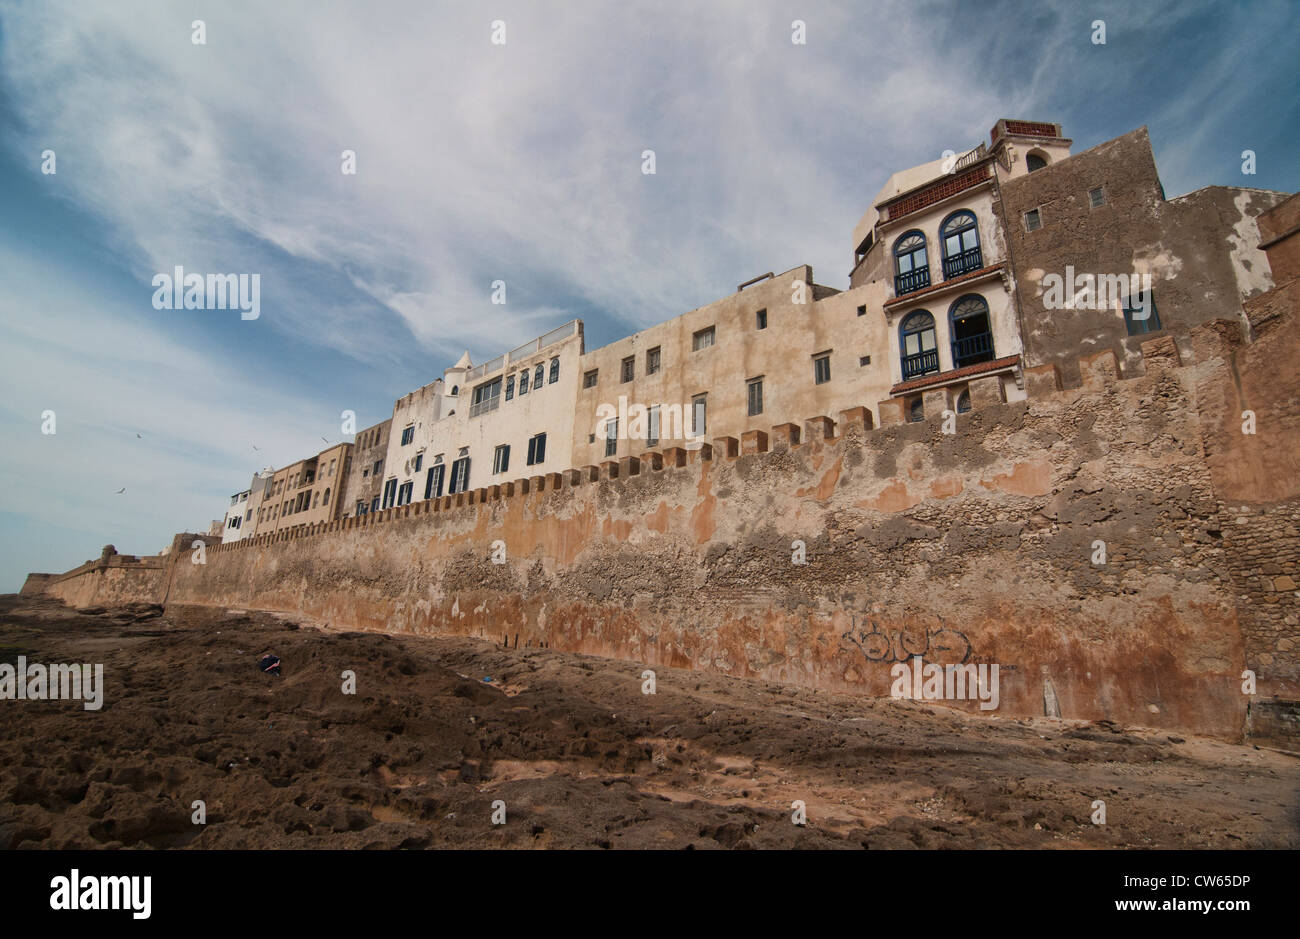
left=840, top=613, right=972, bottom=665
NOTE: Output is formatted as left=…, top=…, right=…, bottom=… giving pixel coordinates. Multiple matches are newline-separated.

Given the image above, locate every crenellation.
left=804, top=416, right=835, bottom=444
left=1078, top=349, right=1122, bottom=390
left=771, top=423, right=800, bottom=450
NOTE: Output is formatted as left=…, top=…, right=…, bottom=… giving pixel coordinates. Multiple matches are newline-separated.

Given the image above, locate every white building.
left=380, top=321, right=584, bottom=507
left=221, top=468, right=274, bottom=542
left=850, top=120, right=1074, bottom=418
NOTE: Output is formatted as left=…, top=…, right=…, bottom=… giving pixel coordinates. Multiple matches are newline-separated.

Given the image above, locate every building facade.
left=221, top=468, right=274, bottom=543
left=214, top=117, right=1290, bottom=524
left=570, top=267, right=891, bottom=466
left=380, top=321, right=584, bottom=508
left=254, top=441, right=352, bottom=535
left=340, top=419, right=392, bottom=517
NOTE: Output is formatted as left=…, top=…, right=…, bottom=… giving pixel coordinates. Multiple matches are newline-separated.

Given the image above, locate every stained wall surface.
left=135, top=319, right=1297, bottom=742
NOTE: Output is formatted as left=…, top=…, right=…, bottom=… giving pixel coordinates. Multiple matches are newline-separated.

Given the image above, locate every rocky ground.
left=1, top=594, right=1296, bottom=849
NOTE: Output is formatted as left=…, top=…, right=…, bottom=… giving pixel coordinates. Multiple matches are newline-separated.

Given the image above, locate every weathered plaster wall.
left=335, top=418, right=391, bottom=517
left=143, top=324, right=1300, bottom=741
left=1000, top=126, right=1287, bottom=386
left=572, top=267, right=894, bottom=461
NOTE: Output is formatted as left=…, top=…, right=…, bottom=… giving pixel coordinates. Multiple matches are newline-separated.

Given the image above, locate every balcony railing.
left=901, top=349, right=940, bottom=380
left=952, top=144, right=987, bottom=173
left=468, top=395, right=501, bottom=418
left=894, top=267, right=931, bottom=297
left=942, top=246, right=984, bottom=279
left=952, top=332, right=994, bottom=368
left=465, top=354, right=505, bottom=383
left=462, top=320, right=581, bottom=383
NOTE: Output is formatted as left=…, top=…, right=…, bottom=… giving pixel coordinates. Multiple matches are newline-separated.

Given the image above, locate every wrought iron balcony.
left=901, top=349, right=940, bottom=380
left=942, top=246, right=984, bottom=279
left=894, top=267, right=931, bottom=297
left=952, top=332, right=994, bottom=368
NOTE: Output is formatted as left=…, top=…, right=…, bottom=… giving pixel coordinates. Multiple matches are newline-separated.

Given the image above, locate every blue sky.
left=0, top=0, right=1296, bottom=591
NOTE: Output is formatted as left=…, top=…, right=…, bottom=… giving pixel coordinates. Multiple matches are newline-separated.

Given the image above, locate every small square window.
left=583, top=369, right=599, bottom=388
left=859, top=355, right=871, bottom=367
left=755, top=309, right=767, bottom=330
left=1089, top=187, right=1106, bottom=208
left=693, top=326, right=715, bottom=351
left=857, top=304, right=867, bottom=317
left=1024, top=208, right=1042, bottom=232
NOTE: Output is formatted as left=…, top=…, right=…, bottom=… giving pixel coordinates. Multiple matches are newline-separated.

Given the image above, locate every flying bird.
left=252, top=444, right=261, bottom=451
left=116, top=487, right=126, bottom=494
left=135, top=433, right=143, bottom=439
left=320, top=436, right=330, bottom=444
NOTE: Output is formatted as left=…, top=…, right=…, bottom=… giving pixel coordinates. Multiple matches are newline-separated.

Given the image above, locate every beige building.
left=255, top=441, right=352, bottom=535
left=571, top=268, right=890, bottom=467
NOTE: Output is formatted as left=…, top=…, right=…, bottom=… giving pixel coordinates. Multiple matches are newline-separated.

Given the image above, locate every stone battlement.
left=31, top=312, right=1300, bottom=746
left=206, top=326, right=1220, bottom=556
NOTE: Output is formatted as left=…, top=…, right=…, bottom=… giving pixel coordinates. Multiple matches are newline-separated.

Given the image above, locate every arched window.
left=949, top=294, right=994, bottom=368
left=909, top=398, right=925, bottom=423
left=899, top=310, right=939, bottom=380
left=450, top=385, right=459, bottom=396
left=534, top=363, right=545, bottom=388
left=940, top=211, right=982, bottom=277
left=956, top=390, right=972, bottom=413
left=1026, top=152, right=1048, bottom=172
left=549, top=357, right=559, bottom=384
left=323, top=487, right=331, bottom=504
left=893, top=231, right=930, bottom=295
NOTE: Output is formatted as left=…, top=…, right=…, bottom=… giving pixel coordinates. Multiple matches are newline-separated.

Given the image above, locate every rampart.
left=26, top=316, right=1300, bottom=744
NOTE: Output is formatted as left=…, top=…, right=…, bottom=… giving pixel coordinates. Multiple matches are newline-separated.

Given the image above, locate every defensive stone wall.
left=28, top=315, right=1300, bottom=744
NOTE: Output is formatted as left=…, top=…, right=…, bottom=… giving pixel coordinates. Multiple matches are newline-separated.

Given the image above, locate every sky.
left=0, top=0, right=1297, bottom=591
